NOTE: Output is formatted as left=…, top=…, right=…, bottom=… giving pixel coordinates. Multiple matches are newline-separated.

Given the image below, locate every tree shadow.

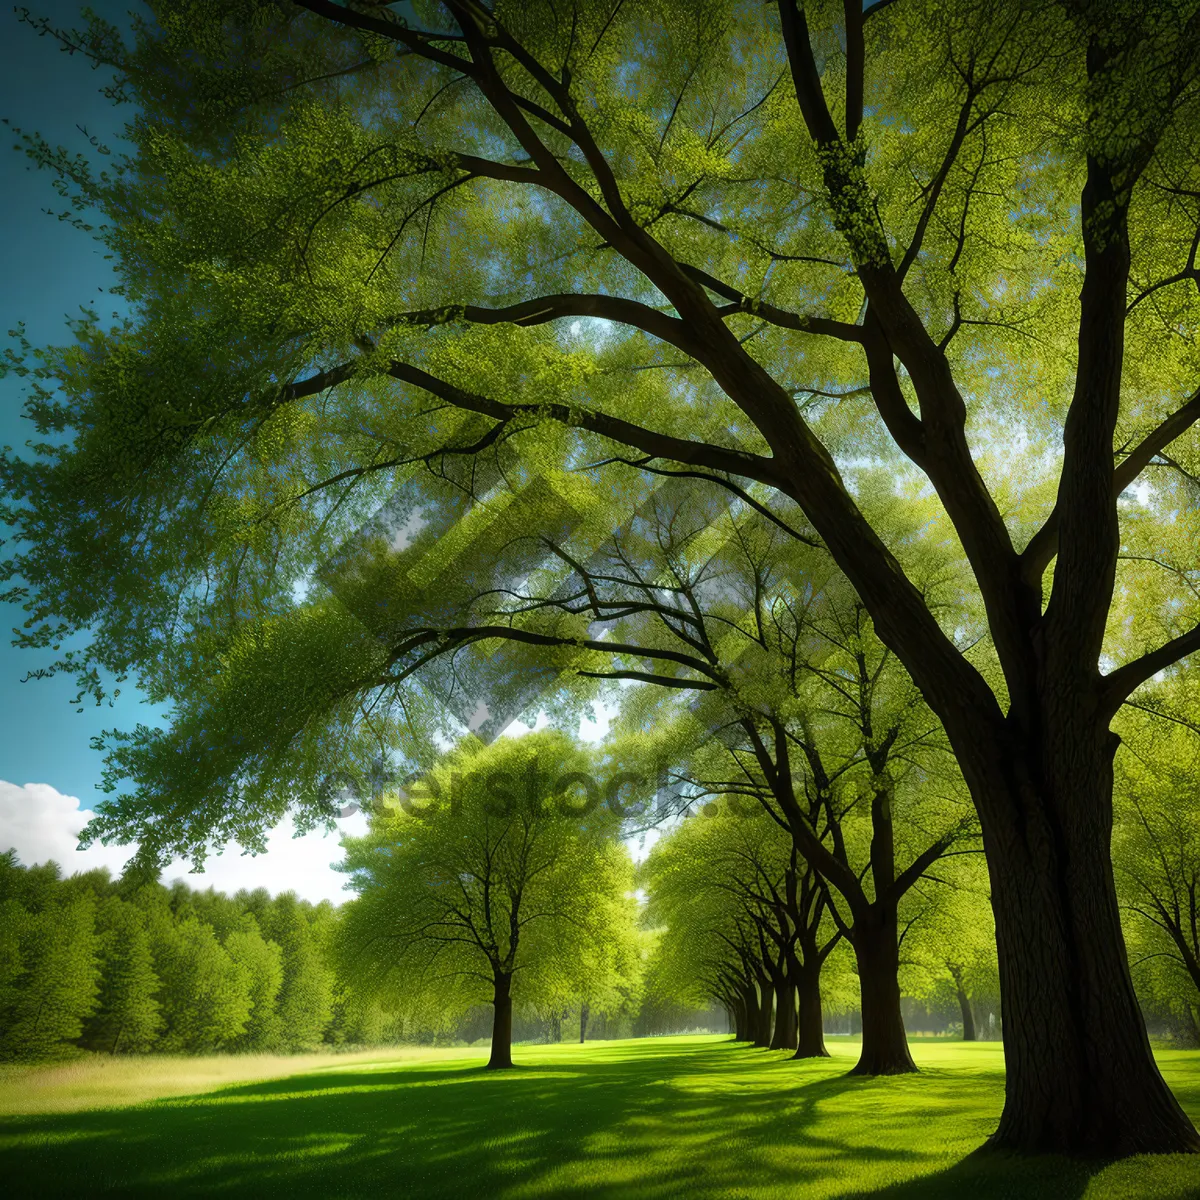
left=833, top=1145, right=1101, bottom=1200
left=1, top=1042, right=1197, bottom=1198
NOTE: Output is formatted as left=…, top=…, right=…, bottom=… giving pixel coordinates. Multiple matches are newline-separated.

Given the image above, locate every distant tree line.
left=0, top=850, right=339, bottom=1061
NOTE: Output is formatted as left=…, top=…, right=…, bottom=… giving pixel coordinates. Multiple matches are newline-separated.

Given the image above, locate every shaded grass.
left=1, top=1037, right=1199, bottom=1198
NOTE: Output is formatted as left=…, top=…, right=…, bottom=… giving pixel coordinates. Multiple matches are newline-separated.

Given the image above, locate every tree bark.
left=793, top=966, right=830, bottom=1059
left=487, top=971, right=514, bottom=1070
left=579, top=1001, right=589, bottom=1044
left=753, top=975, right=774, bottom=1047
left=849, top=909, right=916, bottom=1075
left=973, top=728, right=1200, bottom=1153
left=770, top=976, right=798, bottom=1051
left=736, top=981, right=757, bottom=1043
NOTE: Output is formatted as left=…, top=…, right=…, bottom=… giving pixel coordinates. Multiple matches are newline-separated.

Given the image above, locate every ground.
left=2, top=1036, right=1200, bottom=1198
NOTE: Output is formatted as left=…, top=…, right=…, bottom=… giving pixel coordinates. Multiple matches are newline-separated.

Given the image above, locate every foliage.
left=0, top=852, right=341, bottom=1060
left=335, top=731, right=640, bottom=1034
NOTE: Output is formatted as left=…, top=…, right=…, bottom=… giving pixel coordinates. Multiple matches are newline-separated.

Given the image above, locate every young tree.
left=7, top=0, right=1200, bottom=1152
left=338, top=730, right=633, bottom=1068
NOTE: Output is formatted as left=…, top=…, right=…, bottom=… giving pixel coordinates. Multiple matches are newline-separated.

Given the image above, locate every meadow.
left=3, top=1036, right=1200, bottom=1198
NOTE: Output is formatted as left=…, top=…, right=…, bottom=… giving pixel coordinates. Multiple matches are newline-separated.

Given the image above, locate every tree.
left=1113, top=696, right=1200, bottom=1037
left=897, top=859, right=997, bottom=1044
left=7, top=0, right=1200, bottom=1152
left=256, top=895, right=334, bottom=1050
left=575, top=907, right=645, bottom=1044
left=149, top=914, right=254, bottom=1053
left=0, top=890, right=100, bottom=1061
left=224, top=921, right=285, bottom=1051
left=643, top=801, right=846, bottom=1058
left=630, top=565, right=976, bottom=1072
left=337, top=730, right=634, bottom=1069
left=84, top=897, right=162, bottom=1055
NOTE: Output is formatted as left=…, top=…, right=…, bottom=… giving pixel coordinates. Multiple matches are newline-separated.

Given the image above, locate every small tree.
left=338, top=730, right=634, bottom=1069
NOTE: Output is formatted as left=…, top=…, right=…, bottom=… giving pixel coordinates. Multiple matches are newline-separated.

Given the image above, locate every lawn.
left=3, top=1036, right=1200, bottom=1198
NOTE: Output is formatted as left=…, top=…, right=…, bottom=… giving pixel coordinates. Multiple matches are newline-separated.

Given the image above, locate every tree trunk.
left=972, top=727, right=1200, bottom=1154
left=753, top=975, right=774, bottom=1047
left=736, top=982, right=757, bottom=1043
left=487, top=971, right=514, bottom=1070
left=949, top=965, right=976, bottom=1042
left=849, top=910, right=916, bottom=1075
left=957, top=986, right=976, bottom=1042
left=793, top=966, right=830, bottom=1059
left=579, top=1001, right=589, bottom=1044
left=770, top=977, right=798, bottom=1051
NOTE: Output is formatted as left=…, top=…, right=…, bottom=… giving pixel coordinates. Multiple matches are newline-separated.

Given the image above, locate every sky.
left=0, top=3, right=650, bottom=902
left=0, top=2, right=147, bottom=798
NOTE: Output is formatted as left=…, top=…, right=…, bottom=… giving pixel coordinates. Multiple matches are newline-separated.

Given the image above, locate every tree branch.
left=1101, top=624, right=1200, bottom=715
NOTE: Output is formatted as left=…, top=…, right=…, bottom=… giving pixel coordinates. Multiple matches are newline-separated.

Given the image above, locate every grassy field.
left=3, top=1036, right=1200, bottom=1198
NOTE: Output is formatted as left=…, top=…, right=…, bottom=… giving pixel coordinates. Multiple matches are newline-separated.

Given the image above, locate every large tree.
left=6, top=0, right=1200, bottom=1153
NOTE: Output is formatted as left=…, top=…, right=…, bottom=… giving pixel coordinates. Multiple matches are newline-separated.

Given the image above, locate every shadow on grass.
left=0, top=1040, right=1193, bottom=1198
left=833, top=1146, right=1101, bottom=1200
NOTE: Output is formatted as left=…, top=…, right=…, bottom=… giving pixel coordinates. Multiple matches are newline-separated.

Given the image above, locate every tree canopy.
left=335, top=730, right=638, bottom=1067
left=5, top=0, right=1200, bottom=1154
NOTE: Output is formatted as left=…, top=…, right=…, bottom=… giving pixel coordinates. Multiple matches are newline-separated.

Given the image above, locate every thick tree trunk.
left=793, top=967, right=830, bottom=1059
left=579, top=1001, right=589, bottom=1044
left=849, top=910, right=916, bottom=1075
left=739, top=1002, right=751, bottom=1042
left=487, top=971, right=514, bottom=1070
left=770, top=977, right=798, bottom=1051
left=973, top=727, right=1200, bottom=1154
left=754, top=976, right=774, bottom=1047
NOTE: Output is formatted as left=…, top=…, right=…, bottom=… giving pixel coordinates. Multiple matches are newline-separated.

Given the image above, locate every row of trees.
left=0, top=850, right=335, bottom=1060
left=5, top=0, right=1200, bottom=1155
left=8, top=705, right=1200, bottom=1067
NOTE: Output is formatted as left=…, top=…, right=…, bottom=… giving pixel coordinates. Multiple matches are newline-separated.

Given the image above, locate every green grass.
left=2, top=1037, right=1200, bottom=1198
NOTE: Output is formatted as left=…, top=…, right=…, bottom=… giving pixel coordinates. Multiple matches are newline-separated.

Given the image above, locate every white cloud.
left=0, top=780, right=368, bottom=905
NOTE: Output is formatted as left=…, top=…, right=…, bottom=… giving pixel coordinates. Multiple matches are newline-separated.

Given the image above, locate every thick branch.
left=383, top=359, right=785, bottom=486
left=1101, top=624, right=1200, bottom=716
left=1022, top=385, right=1200, bottom=583
left=381, top=293, right=697, bottom=353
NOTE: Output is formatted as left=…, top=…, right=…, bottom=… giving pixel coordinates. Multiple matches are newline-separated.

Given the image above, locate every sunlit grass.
left=2, top=1036, right=1200, bottom=1197
left=0, top=1045, right=472, bottom=1116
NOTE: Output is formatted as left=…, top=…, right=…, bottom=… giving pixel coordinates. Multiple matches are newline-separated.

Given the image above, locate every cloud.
left=0, top=780, right=368, bottom=905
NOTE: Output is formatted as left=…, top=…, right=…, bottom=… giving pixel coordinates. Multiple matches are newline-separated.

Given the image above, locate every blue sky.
left=0, top=0, right=162, bottom=808
left=0, top=4, right=645, bottom=896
